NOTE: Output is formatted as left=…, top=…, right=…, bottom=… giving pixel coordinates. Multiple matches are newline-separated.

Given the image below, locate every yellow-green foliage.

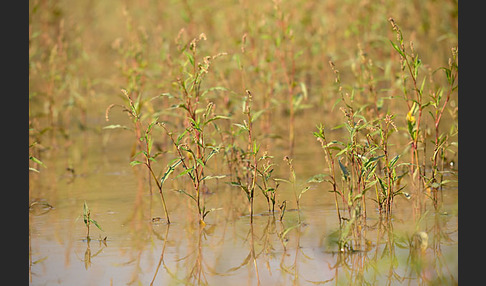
left=29, top=0, right=457, bottom=224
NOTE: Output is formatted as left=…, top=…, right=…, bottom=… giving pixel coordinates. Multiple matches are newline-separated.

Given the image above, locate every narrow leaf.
left=307, top=173, right=328, bottom=183
left=202, top=175, right=228, bottom=181
left=103, top=124, right=131, bottom=131
left=389, top=155, right=400, bottom=168
left=161, top=159, right=183, bottom=185
left=130, top=160, right=144, bottom=167
left=176, top=166, right=194, bottom=178
left=29, top=156, right=46, bottom=168
left=390, top=40, right=405, bottom=58
left=338, top=159, right=350, bottom=180
left=89, top=218, right=103, bottom=231
left=204, top=115, right=231, bottom=126
left=177, top=189, right=196, bottom=202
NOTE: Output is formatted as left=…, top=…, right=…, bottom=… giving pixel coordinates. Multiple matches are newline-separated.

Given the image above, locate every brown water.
left=29, top=112, right=458, bottom=285
left=29, top=0, right=458, bottom=284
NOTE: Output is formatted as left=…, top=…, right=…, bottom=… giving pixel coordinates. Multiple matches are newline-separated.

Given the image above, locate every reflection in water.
left=80, top=237, right=108, bottom=270
left=150, top=223, right=170, bottom=285
left=29, top=131, right=457, bottom=285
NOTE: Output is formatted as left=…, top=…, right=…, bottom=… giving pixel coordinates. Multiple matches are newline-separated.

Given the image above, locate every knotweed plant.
left=425, top=47, right=458, bottom=208
left=280, top=156, right=312, bottom=224
left=130, top=119, right=172, bottom=223
left=159, top=34, right=228, bottom=225
left=229, top=90, right=260, bottom=223
left=256, top=152, right=280, bottom=213
left=82, top=201, right=103, bottom=241
left=314, top=108, right=405, bottom=250
left=388, top=18, right=458, bottom=209
left=105, top=89, right=173, bottom=223
left=389, top=18, right=425, bottom=191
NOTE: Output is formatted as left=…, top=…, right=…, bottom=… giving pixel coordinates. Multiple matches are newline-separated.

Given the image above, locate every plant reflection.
left=150, top=223, right=171, bottom=285
left=79, top=237, right=108, bottom=270
left=183, top=224, right=213, bottom=285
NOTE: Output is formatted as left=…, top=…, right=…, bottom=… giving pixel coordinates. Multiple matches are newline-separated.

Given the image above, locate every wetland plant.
left=228, top=89, right=281, bottom=222
left=229, top=90, right=259, bottom=223
left=159, top=34, right=228, bottom=225
left=314, top=109, right=404, bottom=250
left=389, top=17, right=426, bottom=190
left=130, top=119, right=173, bottom=223
left=82, top=201, right=103, bottom=241
left=256, top=153, right=280, bottom=214
left=388, top=18, right=458, bottom=209
left=281, top=156, right=312, bottom=224
left=105, top=89, right=173, bottom=223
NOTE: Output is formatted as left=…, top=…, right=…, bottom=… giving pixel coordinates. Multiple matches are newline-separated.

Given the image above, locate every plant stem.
left=146, top=163, right=170, bottom=224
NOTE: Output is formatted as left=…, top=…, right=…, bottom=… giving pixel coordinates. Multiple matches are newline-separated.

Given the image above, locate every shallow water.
left=29, top=0, right=458, bottom=284
left=29, top=120, right=458, bottom=285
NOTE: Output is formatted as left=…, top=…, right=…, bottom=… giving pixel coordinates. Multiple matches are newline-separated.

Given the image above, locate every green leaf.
left=233, top=123, right=248, bottom=131
left=161, top=159, right=183, bottom=185
left=200, top=86, right=229, bottom=97
left=307, top=173, right=328, bottom=183
left=378, top=178, right=387, bottom=195
left=389, top=155, right=400, bottom=168
left=29, top=156, right=46, bottom=168
left=251, top=109, right=265, bottom=122
left=202, top=207, right=223, bottom=219
left=187, top=117, right=201, bottom=131
left=390, top=40, right=405, bottom=58
left=176, top=166, right=194, bottom=178
left=298, top=186, right=311, bottom=201
left=414, top=58, right=422, bottom=79
left=196, top=158, right=205, bottom=167
left=176, top=129, right=189, bottom=145
left=205, top=147, right=220, bottom=163
left=130, top=160, right=144, bottom=167
left=253, top=141, right=260, bottom=154
left=184, top=50, right=194, bottom=66
left=300, top=82, right=308, bottom=100
left=419, top=76, right=426, bottom=94
left=177, top=189, right=196, bottom=202
left=352, top=193, right=363, bottom=202
left=103, top=124, right=131, bottom=130
left=83, top=201, right=89, bottom=224
left=204, top=115, right=231, bottom=126
left=202, top=175, right=228, bottom=181
left=338, top=159, right=350, bottom=180
left=89, top=218, right=103, bottom=231
left=280, top=224, right=300, bottom=239
left=228, top=181, right=242, bottom=187
left=274, top=178, right=291, bottom=184
left=364, top=155, right=385, bottom=169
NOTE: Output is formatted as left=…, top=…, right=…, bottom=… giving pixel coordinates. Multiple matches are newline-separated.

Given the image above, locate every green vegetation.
left=82, top=201, right=103, bottom=241
left=29, top=0, right=457, bottom=281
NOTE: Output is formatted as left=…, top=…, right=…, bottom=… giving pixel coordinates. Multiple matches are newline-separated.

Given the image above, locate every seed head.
left=385, top=114, right=398, bottom=132
left=105, top=104, right=116, bottom=121
left=175, top=28, right=185, bottom=44
left=241, top=33, right=247, bottom=53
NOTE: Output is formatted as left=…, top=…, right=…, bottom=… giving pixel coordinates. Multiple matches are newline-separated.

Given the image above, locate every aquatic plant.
left=82, top=201, right=103, bottom=240
left=228, top=90, right=260, bottom=223
left=280, top=156, right=312, bottom=224
left=426, top=47, right=458, bottom=208
left=105, top=89, right=174, bottom=223
left=159, top=34, right=228, bottom=225
left=313, top=90, right=405, bottom=249
left=388, top=18, right=458, bottom=210
left=256, top=153, right=280, bottom=213
left=29, top=143, right=46, bottom=173
left=130, top=119, right=173, bottom=223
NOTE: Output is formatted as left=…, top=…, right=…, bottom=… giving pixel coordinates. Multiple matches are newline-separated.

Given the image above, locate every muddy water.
left=29, top=112, right=458, bottom=285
